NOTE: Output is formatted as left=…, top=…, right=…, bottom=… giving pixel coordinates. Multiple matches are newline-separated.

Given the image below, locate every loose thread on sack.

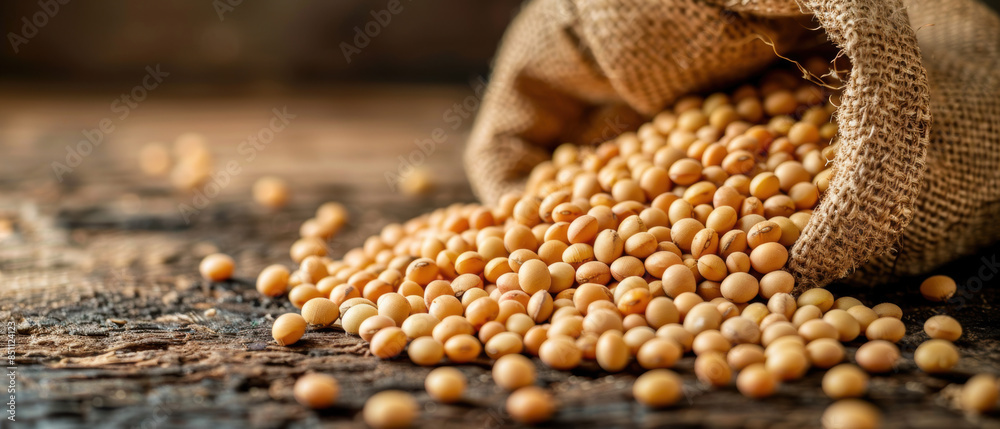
left=754, top=34, right=845, bottom=92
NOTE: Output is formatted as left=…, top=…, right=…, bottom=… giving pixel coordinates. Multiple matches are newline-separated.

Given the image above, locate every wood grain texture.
left=2, top=87, right=999, bottom=429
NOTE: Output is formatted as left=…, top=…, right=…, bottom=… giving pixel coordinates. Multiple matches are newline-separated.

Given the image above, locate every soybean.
left=736, top=363, right=778, bottom=398
left=425, top=367, right=466, bottom=403
left=821, top=400, right=881, bottom=429
left=924, top=315, right=962, bottom=341
left=371, top=327, right=409, bottom=359
left=822, top=364, right=869, bottom=399
left=633, top=369, right=683, bottom=407
left=506, top=387, right=556, bottom=424
left=272, top=313, right=307, bottom=346
left=199, top=253, right=234, bottom=281
left=300, top=297, right=339, bottom=327
left=865, top=317, right=905, bottom=343
left=407, top=337, right=444, bottom=366
left=694, top=352, right=732, bottom=387
left=363, top=391, right=418, bottom=429
left=855, top=340, right=900, bottom=373
left=493, top=354, right=537, bottom=391
left=914, top=339, right=959, bottom=373
left=920, top=275, right=957, bottom=302
left=256, top=264, right=290, bottom=297
left=960, top=374, right=999, bottom=413
left=293, top=373, right=340, bottom=409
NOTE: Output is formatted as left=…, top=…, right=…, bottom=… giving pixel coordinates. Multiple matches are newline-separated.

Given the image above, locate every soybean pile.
left=197, top=67, right=996, bottom=428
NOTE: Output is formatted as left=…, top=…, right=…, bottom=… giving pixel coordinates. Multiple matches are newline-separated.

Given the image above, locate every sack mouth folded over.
left=787, top=0, right=931, bottom=289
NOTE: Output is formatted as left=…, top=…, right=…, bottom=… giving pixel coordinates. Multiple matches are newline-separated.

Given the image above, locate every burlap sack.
left=464, top=0, right=1000, bottom=288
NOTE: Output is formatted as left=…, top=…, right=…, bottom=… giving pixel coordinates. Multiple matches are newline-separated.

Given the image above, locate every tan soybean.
left=693, top=330, right=731, bottom=355
left=293, top=373, right=340, bottom=409
left=485, top=331, right=524, bottom=359
left=695, top=352, right=732, bottom=387
left=684, top=302, right=722, bottom=335
left=796, top=288, right=834, bottom=312
left=407, top=337, right=444, bottom=366
left=736, top=363, right=778, bottom=399
left=644, top=297, right=680, bottom=328
left=865, top=317, right=906, bottom=343
left=359, top=315, right=396, bottom=343
left=914, top=339, right=959, bottom=373
left=401, top=313, right=439, bottom=339
left=872, top=303, right=903, bottom=319
left=822, top=364, right=869, bottom=399
left=596, top=331, right=631, bottom=372
left=256, top=264, right=290, bottom=297
left=749, top=242, right=787, bottom=273
left=539, top=336, right=582, bottom=370
left=371, top=327, right=409, bottom=359
left=766, top=349, right=809, bottom=381
left=960, top=374, right=1000, bottom=413
left=759, top=270, right=794, bottom=298
left=377, top=293, right=411, bottom=326
left=637, top=337, right=683, bottom=369
left=342, top=304, right=378, bottom=335
left=855, top=340, right=900, bottom=373
left=300, top=297, right=339, bottom=327
left=767, top=293, right=797, bottom=319
left=720, top=272, right=759, bottom=303
left=657, top=324, right=694, bottom=353
left=823, top=309, right=861, bottom=342
left=727, top=344, right=766, bottom=370
left=821, top=400, right=881, bottom=429
left=507, top=387, right=556, bottom=424
left=494, top=354, right=537, bottom=391
left=425, top=367, right=466, bottom=403
left=924, top=315, right=962, bottom=341
left=623, top=326, right=657, bottom=355
left=289, top=284, right=324, bottom=309
left=272, top=313, right=307, bottom=346
left=633, top=369, right=683, bottom=407
left=847, top=306, right=879, bottom=331
left=799, top=319, right=839, bottom=342
left=363, top=390, right=418, bottom=429
left=720, top=316, right=761, bottom=345
left=920, top=275, right=957, bottom=302
left=200, top=253, right=235, bottom=281
left=805, top=338, right=845, bottom=369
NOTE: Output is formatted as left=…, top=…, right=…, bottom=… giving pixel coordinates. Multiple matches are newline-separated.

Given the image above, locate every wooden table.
left=2, top=85, right=999, bottom=428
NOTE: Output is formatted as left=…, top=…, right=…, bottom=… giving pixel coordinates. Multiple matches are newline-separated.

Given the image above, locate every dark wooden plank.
left=2, top=88, right=1000, bottom=429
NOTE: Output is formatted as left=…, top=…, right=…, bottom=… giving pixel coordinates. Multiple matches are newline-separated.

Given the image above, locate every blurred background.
left=0, top=0, right=522, bottom=88
left=2, top=0, right=998, bottom=89
left=0, top=0, right=531, bottom=228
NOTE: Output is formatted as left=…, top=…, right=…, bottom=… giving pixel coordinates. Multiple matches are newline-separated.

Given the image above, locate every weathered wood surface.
left=1, top=87, right=999, bottom=429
